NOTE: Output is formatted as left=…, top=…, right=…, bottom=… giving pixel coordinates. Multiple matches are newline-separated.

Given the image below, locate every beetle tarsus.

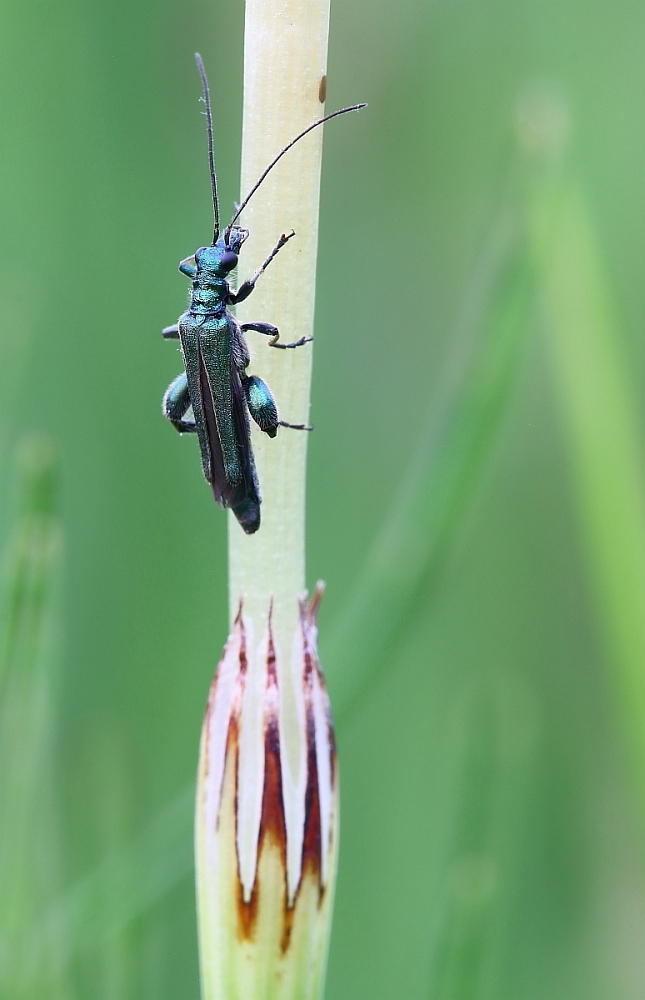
left=278, top=421, right=313, bottom=432
left=270, top=335, right=313, bottom=350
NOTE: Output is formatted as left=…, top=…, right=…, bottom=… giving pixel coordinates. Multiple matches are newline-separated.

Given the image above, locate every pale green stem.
left=229, top=0, right=330, bottom=715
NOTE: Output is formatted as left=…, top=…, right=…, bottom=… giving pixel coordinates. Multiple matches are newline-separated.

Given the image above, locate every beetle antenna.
left=194, top=53, right=220, bottom=244
left=224, top=103, right=367, bottom=240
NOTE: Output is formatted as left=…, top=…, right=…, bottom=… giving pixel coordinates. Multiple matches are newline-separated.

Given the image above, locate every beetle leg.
left=241, top=322, right=312, bottom=349
left=229, top=230, right=295, bottom=304
left=179, top=256, right=197, bottom=278
left=278, top=420, right=313, bottom=431
left=241, top=374, right=313, bottom=435
left=162, top=372, right=196, bottom=433
left=241, top=321, right=281, bottom=346
left=270, top=335, right=313, bottom=350
left=241, top=375, right=279, bottom=438
left=240, top=322, right=279, bottom=338
left=161, top=324, right=180, bottom=339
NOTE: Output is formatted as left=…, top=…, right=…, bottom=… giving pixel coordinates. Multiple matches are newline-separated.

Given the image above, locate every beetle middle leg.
left=240, top=321, right=313, bottom=350
left=162, top=372, right=196, bottom=433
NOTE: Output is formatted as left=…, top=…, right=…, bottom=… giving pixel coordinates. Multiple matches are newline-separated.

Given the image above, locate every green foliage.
left=1, top=0, right=644, bottom=998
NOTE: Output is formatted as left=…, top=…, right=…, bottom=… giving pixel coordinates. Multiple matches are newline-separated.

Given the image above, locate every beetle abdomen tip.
left=235, top=498, right=261, bottom=534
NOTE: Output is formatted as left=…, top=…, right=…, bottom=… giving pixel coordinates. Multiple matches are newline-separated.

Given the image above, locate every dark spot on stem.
left=318, top=75, right=327, bottom=104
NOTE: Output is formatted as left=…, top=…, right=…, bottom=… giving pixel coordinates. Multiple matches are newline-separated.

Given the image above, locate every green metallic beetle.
left=162, top=54, right=364, bottom=533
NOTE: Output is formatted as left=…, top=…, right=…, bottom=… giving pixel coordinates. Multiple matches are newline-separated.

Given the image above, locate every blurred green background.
left=2, top=0, right=645, bottom=997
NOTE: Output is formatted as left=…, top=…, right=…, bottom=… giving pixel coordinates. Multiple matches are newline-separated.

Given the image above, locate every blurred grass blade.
left=0, top=436, right=60, bottom=695
left=427, top=691, right=500, bottom=1000
left=0, top=434, right=66, bottom=998
left=424, top=673, right=540, bottom=999
left=36, top=784, right=194, bottom=974
left=326, top=219, right=533, bottom=722
left=529, top=171, right=645, bottom=808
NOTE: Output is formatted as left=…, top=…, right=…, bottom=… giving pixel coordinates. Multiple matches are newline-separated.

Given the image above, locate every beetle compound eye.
left=220, top=251, right=238, bottom=271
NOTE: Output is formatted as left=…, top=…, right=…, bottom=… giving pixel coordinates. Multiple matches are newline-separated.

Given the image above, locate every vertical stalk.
left=195, top=13, right=339, bottom=997
left=228, top=0, right=330, bottom=663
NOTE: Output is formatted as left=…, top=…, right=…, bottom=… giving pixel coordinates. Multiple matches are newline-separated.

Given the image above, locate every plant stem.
left=229, top=0, right=330, bottom=659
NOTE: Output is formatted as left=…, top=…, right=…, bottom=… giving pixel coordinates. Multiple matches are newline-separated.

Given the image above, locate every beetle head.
left=195, top=228, right=249, bottom=276
left=223, top=226, right=249, bottom=255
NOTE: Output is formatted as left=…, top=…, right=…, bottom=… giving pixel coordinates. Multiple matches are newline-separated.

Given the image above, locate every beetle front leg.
left=178, top=256, right=197, bottom=278
left=229, top=231, right=295, bottom=304
left=240, top=322, right=313, bottom=350
left=162, top=372, right=196, bottom=433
